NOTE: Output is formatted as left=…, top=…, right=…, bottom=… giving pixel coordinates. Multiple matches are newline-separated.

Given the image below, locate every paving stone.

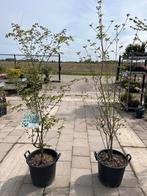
left=74, top=128, right=87, bottom=133
left=63, top=123, right=75, bottom=129
left=0, top=127, right=14, bottom=133
left=58, top=150, right=72, bottom=162
left=44, top=138, right=58, bottom=148
left=0, top=143, right=13, bottom=162
left=87, top=129, right=100, bottom=136
left=72, top=156, right=91, bottom=169
left=117, top=127, right=145, bottom=147
left=0, top=124, right=6, bottom=129
left=142, top=140, right=147, bottom=146
left=9, top=129, right=24, bottom=137
left=44, top=187, right=69, bottom=196
left=0, top=132, right=9, bottom=139
left=15, top=125, right=24, bottom=130
left=91, top=163, right=98, bottom=174
left=73, top=138, right=88, bottom=147
left=71, top=168, right=92, bottom=186
left=124, top=147, right=147, bottom=195
left=59, top=136, right=73, bottom=142
left=3, top=135, right=20, bottom=143
left=121, top=171, right=139, bottom=188
left=70, top=184, right=93, bottom=196
left=89, top=141, right=104, bottom=152
left=56, top=161, right=71, bottom=176
left=0, top=144, right=35, bottom=196
left=23, top=173, right=32, bottom=184
left=86, top=121, right=97, bottom=130
left=73, top=146, right=89, bottom=156
left=137, top=133, right=147, bottom=140
left=0, top=178, right=24, bottom=196
left=118, top=187, right=144, bottom=196
left=18, top=133, right=32, bottom=144
left=57, top=141, right=72, bottom=151
left=74, top=132, right=87, bottom=139
left=47, top=175, right=70, bottom=188
left=61, top=129, right=74, bottom=135
left=17, top=183, right=44, bottom=196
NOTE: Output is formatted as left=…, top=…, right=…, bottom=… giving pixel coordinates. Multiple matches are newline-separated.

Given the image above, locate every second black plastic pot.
left=24, top=148, right=61, bottom=187
left=136, top=106, right=145, bottom=118
left=94, top=149, right=131, bottom=187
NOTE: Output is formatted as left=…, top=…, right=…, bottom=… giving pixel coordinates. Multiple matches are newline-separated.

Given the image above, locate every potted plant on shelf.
left=136, top=105, right=145, bottom=118
left=0, top=87, right=7, bottom=117
left=123, top=43, right=147, bottom=72
left=77, top=0, right=132, bottom=187
left=6, top=23, right=73, bottom=187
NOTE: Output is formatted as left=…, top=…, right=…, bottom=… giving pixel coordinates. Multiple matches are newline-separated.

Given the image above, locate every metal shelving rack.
left=116, top=54, right=147, bottom=111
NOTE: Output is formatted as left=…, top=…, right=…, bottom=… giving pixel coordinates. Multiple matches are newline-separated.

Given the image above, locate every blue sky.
left=1, top=0, right=147, bottom=61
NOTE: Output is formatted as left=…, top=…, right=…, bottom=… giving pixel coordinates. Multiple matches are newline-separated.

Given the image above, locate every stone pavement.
left=0, top=83, right=147, bottom=195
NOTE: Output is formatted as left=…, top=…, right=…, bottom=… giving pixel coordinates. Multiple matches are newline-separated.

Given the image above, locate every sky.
left=1, top=0, right=147, bottom=61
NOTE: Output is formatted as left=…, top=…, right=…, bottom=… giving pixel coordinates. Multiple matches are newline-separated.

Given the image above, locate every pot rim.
left=95, top=149, right=131, bottom=169
left=24, top=148, right=60, bottom=168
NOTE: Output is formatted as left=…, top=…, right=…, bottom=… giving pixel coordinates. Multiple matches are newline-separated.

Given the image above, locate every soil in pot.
left=98, top=151, right=126, bottom=168
left=28, top=153, right=55, bottom=167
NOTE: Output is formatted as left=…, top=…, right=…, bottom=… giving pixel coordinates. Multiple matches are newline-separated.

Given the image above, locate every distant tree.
left=123, top=42, right=146, bottom=57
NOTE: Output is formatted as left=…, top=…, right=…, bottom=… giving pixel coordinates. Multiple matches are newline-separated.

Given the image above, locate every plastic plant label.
left=0, top=81, right=5, bottom=87
left=22, top=113, right=39, bottom=128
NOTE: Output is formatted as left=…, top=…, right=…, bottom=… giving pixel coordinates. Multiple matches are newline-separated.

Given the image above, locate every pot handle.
left=56, top=153, right=61, bottom=162
left=24, top=150, right=30, bottom=160
left=94, top=151, right=98, bottom=161
left=126, top=154, right=132, bottom=163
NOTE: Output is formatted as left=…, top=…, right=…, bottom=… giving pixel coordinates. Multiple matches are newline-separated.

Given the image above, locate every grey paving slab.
left=117, top=127, right=145, bottom=147
left=118, top=187, right=144, bottom=196
left=72, top=156, right=91, bottom=169
left=18, top=133, right=32, bottom=144
left=70, top=184, right=93, bottom=196
left=3, top=135, right=21, bottom=143
left=51, top=175, right=70, bottom=188
left=0, top=144, right=35, bottom=196
left=59, top=150, right=72, bottom=162
left=73, top=146, right=90, bottom=157
left=0, top=143, right=13, bottom=162
left=74, top=132, right=87, bottom=139
left=73, top=138, right=88, bottom=147
left=123, top=147, right=147, bottom=195
left=57, top=141, right=73, bottom=151
left=17, top=183, right=44, bottom=196
left=8, top=129, right=24, bottom=137
left=56, top=161, right=71, bottom=176
left=44, top=187, right=69, bottom=196
left=70, top=168, right=92, bottom=186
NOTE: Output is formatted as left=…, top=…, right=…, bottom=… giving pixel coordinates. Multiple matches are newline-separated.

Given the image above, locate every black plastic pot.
left=94, top=149, right=131, bottom=187
left=136, top=106, right=145, bottom=118
left=24, top=148, right=61, bottom=187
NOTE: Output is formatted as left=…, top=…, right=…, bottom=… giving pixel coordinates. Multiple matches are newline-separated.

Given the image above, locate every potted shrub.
left=94, top=77, right=132, bottom=187
left=136, top=105, right=145, bottom=118
left=6, top=23, right=73, bottom=187
left=120, top=92, right=140, bottom=109
left=77, top=0, right=132, bottom=187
